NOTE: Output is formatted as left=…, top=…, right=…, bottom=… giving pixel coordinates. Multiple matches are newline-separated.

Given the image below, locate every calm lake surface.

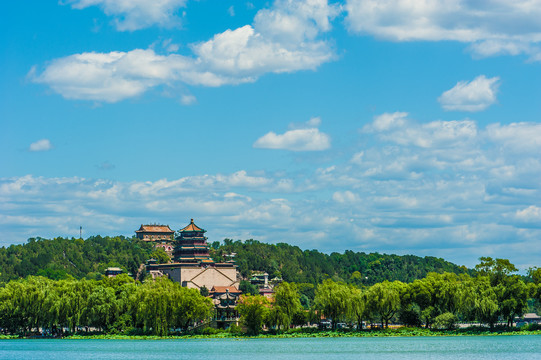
left=1, top=336, right=540, bottom=360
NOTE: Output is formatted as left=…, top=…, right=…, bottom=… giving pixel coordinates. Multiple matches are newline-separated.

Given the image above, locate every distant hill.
left=0, top=236, right=154, bottom=282
left=0, top=236, right=473, bottom=284
left=211, top=239, right=474, bottom=286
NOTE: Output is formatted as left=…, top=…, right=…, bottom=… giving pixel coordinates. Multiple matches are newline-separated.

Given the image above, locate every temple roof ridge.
left=179, top=218, right=206, bottom=233
left=136, top=224, right=174, bottom=233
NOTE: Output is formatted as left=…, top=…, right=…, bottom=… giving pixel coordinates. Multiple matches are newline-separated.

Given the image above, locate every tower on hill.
left=145, top=219, right=239, bottom=291
left=173, top=219, right=212, bottom=263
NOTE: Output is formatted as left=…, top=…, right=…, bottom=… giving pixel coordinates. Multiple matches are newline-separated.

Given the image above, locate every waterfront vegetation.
left=1, top=257, right=540, bottom=338
left=0, top=237, right=540, bottom=338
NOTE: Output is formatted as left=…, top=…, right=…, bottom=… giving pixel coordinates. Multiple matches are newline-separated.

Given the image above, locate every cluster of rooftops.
left=135, top=219, right=204, bottom=240
left=135, top=219, right=213, bottom=264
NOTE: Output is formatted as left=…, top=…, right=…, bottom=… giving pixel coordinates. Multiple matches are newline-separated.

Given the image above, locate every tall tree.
left=314, top=280, right=352, bottom=329
left=271, top=282, right=302, bottom=330
left=237, top=295, right=269, bottom=335
left=366, top=280, right=404, bottom=328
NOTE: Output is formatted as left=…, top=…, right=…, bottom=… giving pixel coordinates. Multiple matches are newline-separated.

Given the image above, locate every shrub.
left=433, top=312, right=457, bottom=330
left=227, top=324, right=243, bottom=335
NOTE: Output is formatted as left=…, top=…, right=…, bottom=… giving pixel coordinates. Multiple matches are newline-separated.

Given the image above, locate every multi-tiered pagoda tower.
left=173, top=219, right=212, bottom=263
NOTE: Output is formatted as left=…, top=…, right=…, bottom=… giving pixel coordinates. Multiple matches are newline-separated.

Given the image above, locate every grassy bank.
left=3, top=326, right=541, bottom=340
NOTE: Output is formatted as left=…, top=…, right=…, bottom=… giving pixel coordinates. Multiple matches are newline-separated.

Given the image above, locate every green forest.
left=210, top=239, right=474, bottom=285
left=1, top=236, right=473, bottom=284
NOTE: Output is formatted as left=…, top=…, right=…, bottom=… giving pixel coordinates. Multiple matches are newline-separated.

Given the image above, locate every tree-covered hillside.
left=1, top=236, right=474, bottom=284
left=211, top=239, right=474, bottom=285
left=0, top=236, right=155, bottom=282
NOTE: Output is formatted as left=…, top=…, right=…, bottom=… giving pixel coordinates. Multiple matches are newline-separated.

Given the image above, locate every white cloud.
left=306, top=117, right=322, bottom=127
left=254, top=118, right=331, bottom=151
left=365, top=113, right=478, bottom=149
left=66, top=0, right=188, bottom=31
left=29, top=139, right=52, bottom=152
left=254, top=0, right=339, bottom=44
left=438, top=75, right=500, bottom=112
left=369, top=112, right=408, bottom=131
left=345, top=0, right=541, bottom=61
left=33, top=50, right=190, bottom=102
left=485, top=122, right=541, bottom=152
left=333, top=190, right=358, bottom=203
left=515, top=206, right=541, bottom=226
left=180, top=94, right=197, bottom=105
left=35, top=0, right=338, bottom=102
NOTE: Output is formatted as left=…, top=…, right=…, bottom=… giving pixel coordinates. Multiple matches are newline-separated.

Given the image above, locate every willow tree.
left=314, top=279, right=351, bottom=329
left=349, top=287, right=367, bottom=330
left=237, top=295, right=269, bottom=335
left=135, top=277, right=176, bottom=335
left=271, top=282, right=302, bottom=330
left=366, top=280, right=404, bottom=328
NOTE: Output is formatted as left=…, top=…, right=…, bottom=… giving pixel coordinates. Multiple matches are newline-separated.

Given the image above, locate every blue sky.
left=1, top=0, right=540, bottom=270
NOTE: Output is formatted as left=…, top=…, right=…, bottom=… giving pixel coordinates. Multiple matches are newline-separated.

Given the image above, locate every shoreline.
left=2, top=328, right=541, bottom=340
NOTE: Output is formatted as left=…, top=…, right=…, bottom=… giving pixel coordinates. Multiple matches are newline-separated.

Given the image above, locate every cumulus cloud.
left=32, top=50, right=190, bottom=102
left=485, top=122, right=541, bottom=153
left=65, top=0, right=188, bottom=31
left=29, top=139, right=52, bottom=152
left=365, top=112, right=478, bottom=149
left=254, top=118, right=331, bottom=151
left=34, top=0, right=338, bottom=102
left=438, top=75, right=500, bottom=112
left=344, top=0, right=541, bottom=61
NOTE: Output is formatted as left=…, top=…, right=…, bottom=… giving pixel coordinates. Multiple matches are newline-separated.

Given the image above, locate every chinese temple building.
left=173, top=219, right=212, bottom=263
left=146, top=219, right=239, bottom=291
left=135, top=224, right=174, bottom=242
left=210, top=286, right=241, bottom=329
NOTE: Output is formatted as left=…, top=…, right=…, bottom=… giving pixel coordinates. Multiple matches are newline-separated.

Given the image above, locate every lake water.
left=1, top=336, right=540, bottom=360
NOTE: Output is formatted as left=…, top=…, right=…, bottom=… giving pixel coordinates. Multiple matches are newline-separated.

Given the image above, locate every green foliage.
left=366, top=280, right=404, bottom=328
left=269, top=282, right=302, bottom=330
left=349, top=287, right=367, bottom=329
left=0, top=276, right=212, bottom=336
left=0, top=236, right=154, bottom=282
left=149, top=248, right=170, bottom=264
left=200, top=286, right=209, bottom=297
left=314, top=279, right=352, bottom=329
left=2, top=237, right=473, bottom=287
left=216, top=239, right=473, bottom=287
left=528, top=267, right=541, bottom=284
left=239, top=280, right=258, bottom=295
left=227, top=323, right=243, bottom=335
left=237, top=295, right=269, bottom=335
left=475, top=257, right=518, bottom=286
left=432, top=312, right=457, bottom=330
